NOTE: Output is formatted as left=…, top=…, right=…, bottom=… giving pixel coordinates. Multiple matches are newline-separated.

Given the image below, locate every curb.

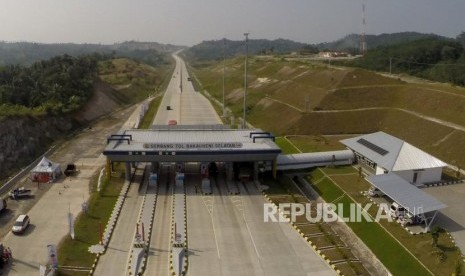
left=88, top=165, right=139, bottom=275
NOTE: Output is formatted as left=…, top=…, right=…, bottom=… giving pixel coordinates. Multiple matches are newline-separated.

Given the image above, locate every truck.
left=9, top=187, right=32, bottom=199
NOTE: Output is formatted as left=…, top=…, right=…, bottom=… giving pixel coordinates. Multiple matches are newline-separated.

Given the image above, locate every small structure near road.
left=341, top=131, right=447, bottom=185
left=30, top=157, right=62, bottom=183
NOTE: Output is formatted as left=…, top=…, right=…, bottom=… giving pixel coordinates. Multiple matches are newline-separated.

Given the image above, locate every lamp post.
left=243, top=33, right=249, bottom=129
left=222, top=38, right=226, bottom=117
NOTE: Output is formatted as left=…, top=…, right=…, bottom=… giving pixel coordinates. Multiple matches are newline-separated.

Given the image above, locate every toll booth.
left=176, top=162, right=184, bottom=173
left=200, top=163, right=209, bottom=179
left=149, top=173, right=157, bottom=186
left=176, top=173, right=185, bottom=187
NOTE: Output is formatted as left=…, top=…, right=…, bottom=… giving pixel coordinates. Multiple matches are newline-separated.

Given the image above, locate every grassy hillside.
left=98, top=58, right=173, bottom=103
left=190, top=57, right=465, bottom=168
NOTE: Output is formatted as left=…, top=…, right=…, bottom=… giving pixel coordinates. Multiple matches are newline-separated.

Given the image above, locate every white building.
left=341, top=132, right=447, bottom=185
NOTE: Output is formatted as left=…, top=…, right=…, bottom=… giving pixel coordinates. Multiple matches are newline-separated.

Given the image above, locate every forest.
left=0, top=54, right=104, bottom=115
left=344, top=36, right=465, bottom=86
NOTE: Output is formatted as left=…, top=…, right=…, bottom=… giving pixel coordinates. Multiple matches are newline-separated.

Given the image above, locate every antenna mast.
left=360, top=1, right=367, bottom=55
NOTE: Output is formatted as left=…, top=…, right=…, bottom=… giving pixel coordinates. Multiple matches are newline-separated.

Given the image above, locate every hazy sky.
left=1, top=0, right=465, bottom=46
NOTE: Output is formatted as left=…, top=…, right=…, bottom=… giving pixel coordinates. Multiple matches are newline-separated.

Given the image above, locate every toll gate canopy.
left=103, top=128, right=281, bottom=163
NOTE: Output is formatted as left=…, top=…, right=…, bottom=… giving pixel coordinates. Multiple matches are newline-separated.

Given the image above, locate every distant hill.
left=315, top=32, right=446, bottom=53
left=0, top=41, right=183, bottom=66
left=190, top=56, right=465, bottom=172
left=183, top=38, right=309, bottom=61
left=342, top=36, right=465, bottom=86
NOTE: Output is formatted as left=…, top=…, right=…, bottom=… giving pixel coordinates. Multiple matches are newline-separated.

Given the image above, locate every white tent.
left=31, top=157, right=62, bottom=182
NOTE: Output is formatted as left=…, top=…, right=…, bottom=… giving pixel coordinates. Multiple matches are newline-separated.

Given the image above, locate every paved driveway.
left=424, top=184, right=465, bottom=252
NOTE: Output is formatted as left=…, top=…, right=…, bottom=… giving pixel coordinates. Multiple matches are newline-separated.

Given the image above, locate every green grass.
left=98, top=58, right=174, bottom=106
left=57, top=166, right=126, bottom=275
left=312, top=174, right=431, bottom=276
left=312, top=177, right=344, bottom=202
left=311, top=168, right=462, bottom=276
left=286, top=135, right=349, bottom=153
left=139, top=96, right=162, bottom=129
left=274, top=137, right=301, bottom=154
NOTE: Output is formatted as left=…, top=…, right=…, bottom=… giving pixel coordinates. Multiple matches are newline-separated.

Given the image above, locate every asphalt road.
left=145, top=170, right=173, bottom=275
left=93, top=168, right=145, bottom=276
left=152, top=52, right=221, bottom=126
left=146, top=53, right=335, bottom=276
left=424, top=184, right=465, bottom=254
left=186, top=173, right=336, bottom=276
left=152, top=53, right=182, bottom=126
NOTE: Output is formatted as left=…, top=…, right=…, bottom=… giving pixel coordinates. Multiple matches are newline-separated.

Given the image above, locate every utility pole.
left=360, top=1, right=367, bottom=55
left=180, top=67, right=183, bottom=93
left=389, top=57, right=392, bottom=74
left=222, top=38, right=226, bottom=117
left=243, top=33, right=249, bottom=129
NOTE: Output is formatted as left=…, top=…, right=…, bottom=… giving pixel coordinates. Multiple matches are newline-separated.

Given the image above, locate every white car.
left=12, top=214, right=30, bottom=234
left=368, top=187, right=384, bottom=197
left=389, top=202, right=407, bottom=219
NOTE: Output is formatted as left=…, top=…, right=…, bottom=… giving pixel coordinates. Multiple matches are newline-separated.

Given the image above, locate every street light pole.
left=243, top=33, right=249, bottom=129
left=222, top=38, right=226, bottom=117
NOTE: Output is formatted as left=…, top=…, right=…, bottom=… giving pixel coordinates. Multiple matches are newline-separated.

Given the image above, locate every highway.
left=153, top=52, right=222, bottom=126
left=152, top=53, right=182, bottom=125
left=186, top=173, right=335, bottom=276
left=145, top=53, right=335, bottom=275
left=94, top=168, right=145, bottom=275
left=145, top=170, right=173, bottom=275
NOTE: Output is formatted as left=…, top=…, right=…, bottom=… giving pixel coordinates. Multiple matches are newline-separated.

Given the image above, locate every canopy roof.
left=31, top=157, right=61, bottom=173
left=366, top=173, right=446, bottom=215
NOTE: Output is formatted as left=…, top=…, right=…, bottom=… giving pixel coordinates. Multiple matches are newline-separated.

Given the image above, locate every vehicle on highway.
left=12, top=214, right=30, bottom=234
left=9, top=187, right=32, bottom=199
left=168, top=120, right=178, bottom=126
left=389, top=202, right=406, bottom=218
left=367, top=187, right=384, bottom=197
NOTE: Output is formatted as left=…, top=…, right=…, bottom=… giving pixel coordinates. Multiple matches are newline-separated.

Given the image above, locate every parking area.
left=363, top=192, right=429, bottom=234
left=424, top=183, right=465, bottom=253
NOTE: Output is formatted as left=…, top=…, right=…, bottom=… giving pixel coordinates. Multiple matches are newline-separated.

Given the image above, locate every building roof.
left=31, top=157, right=61, bottom=173
left=340, top=132, right=447, bottom=171
left=103, top=128, right=281, bottom=162
left=367, top=173, right=446, bottom=214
